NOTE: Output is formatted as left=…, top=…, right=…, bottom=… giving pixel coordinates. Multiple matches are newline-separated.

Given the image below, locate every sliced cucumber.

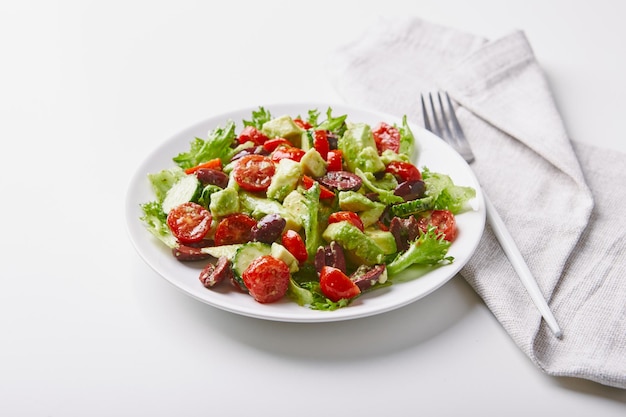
left=232, top=242, right=272, bottom=279
left=200, top=244, right=243, bottom=260
left=389, top=196, right=434, bottom=218
left=162, top=174, right=201, bottom=214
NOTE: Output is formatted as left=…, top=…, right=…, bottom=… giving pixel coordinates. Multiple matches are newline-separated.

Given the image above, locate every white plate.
left=125, top=102, right=485, bottom=322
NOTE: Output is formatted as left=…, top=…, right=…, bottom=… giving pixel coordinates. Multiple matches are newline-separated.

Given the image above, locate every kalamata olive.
left=315, top=246, right=326, bottom=273
left=378, top=206, right=393, bottom=227
left=195, top=168, right=229, bottom=188
left=314, top=241, right=347, bottom=274
left=172, top=240, right=213, bottom=262
left=329, top=241, right=346, bottom=273
left=373, top=170, right=387, bottom=180
left=326, top=133, right=339, bottom=150
left=350, top=264, right=386, bottom=291
left=394, top=180, right=426, bottom=201
left=318, top=171, right=362, bottom=192
left=231, top=145, right=269, bottom=161
left=199, top=256, right=234, bottom=288
left=251, top=213, right=286, bottom=243
left=389, top=215, right=419, bottom=252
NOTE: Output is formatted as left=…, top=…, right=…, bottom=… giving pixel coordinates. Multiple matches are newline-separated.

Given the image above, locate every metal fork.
left=421, top=91, right=563, bottom=338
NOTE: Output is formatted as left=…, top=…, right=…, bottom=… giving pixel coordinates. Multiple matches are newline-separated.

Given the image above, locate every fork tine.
left=436, top=92, right=454, bottom=140
left=442, top=92, right=475, bottom=163
left=421, top=91, right=476, bottom=164
left=427, top=93, right=443, bottom=137
left=420, top=94, right=432, bottom=133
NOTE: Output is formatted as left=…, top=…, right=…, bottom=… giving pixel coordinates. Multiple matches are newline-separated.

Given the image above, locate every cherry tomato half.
left=214, top=213, right=258, bottom=246
left=372, top=122, right=400, bottom=154
left=326, top=150, right=343, bottom=171
left=232, top=154, right=275, bottom=192
left=262, top=137, right=291, bottom=152
left=301, top=175, right=335, bottom=200
left=319, top=266, right=361, bottom=302
left=313, top=130, right=329, bottom=160
left=271, top=146, right=306, bottom=163
left=385, top=160, right=421, bottom=182
left=237, top=125, right=269, bottom=146
left=166, top=202, right=212, bottom=244
left=293, top=118, right=312, bottom=129
left=328, top=211, right=364, bottom=232
left=281, top=230, right=308, bottom=263
left=417, top=209, right=457, bottom=242
left=242, top=255, right=291, bottom=303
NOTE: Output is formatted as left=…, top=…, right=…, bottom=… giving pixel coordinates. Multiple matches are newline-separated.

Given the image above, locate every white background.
left=1, top=1, right=625, bottom=415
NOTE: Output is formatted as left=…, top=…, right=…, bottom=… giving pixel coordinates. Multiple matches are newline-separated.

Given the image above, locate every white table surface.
left=2, top=1, right=625, bottom=415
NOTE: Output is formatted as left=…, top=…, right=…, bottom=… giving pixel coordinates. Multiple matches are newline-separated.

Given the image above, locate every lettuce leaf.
left=302, top=182, right=322, bottom=259
left=173, top=120, right=240, bottom=168
left=396, top=115, right=415, bottom=158
left=317, top=107, right=347, bottom=136
left=355, top=168, right=404, bottom=205
left=386, top=227, right=453, bottom=276
left=140, top=201, right=177, bottom=249
left=422, top=167, right=476, bottom=214
left=243, top=106, right=272, bottom=129
left=147, top=167, right=185, bottom=202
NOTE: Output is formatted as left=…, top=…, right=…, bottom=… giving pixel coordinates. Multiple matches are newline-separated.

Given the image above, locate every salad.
left=140, top=106, right=476, bottom=310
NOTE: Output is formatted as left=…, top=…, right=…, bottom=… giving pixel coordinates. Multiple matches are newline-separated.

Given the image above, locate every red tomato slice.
left=319, top=266, right=361, bottom=302
left=166, top=202, right=212, bottom=244
left=301, top=175, right=335, bottom=199
left=184, top=158, right=222, bottom=175
left=232, top=154, right=275, bottom=192
left=293, top=118, right=312, bottom=129
left=237, top=126, right=269, bottom=146
left=328, top=211, right=364, bottom=232
left=262, top=137, right=291, bottom=152
left=281, top=230, right=308, bottom=263
left=313, top=130, right=329, bottom=160
left=214, top=213, right=258, bottom=246
left=372, top=122, right=400, bottom=154
left=385, top=160, right=421, bottom=182
left=326, top=150, right=343, bottom=171
left=417, top=210, right=457, bottom=241
left=271, top=146, right=306, bottom=163
left=242, top=255, right=291, bottom=303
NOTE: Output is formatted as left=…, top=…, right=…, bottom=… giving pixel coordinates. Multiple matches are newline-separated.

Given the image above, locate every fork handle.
left=483, top=192, right=563, bottom=338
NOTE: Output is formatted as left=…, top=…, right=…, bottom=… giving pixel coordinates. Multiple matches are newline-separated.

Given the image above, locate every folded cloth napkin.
left=327, top=16, right=626, bottom=389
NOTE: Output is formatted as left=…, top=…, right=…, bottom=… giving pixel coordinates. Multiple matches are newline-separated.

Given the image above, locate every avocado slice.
left=322, top=220, right=385, bottom=265
left=338, top=123, right=385, bottom=173
left=267, top=158, right=302, bottom=202
left=262, top=115, right=306, bottom=148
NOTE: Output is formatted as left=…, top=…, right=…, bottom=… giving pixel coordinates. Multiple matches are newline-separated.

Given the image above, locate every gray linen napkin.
left=327, top=16, right=626, bottom=389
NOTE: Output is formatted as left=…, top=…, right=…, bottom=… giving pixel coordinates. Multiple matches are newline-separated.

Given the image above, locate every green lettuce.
left=386, top=227, right=453, bottom=276
left=140, top=201, right=177, bottom=249
left=147, top=167, right=185, bottom=202
left=396, top=115, right=415, bottom=158
left=422, top=168, right=476, bottom=214
left=302, top=182, right=322, bottom=259
left=243, top=106, right=272, bottom=129
left=306, top=108, right=320, bottom=126
left=173, top=120, right=245, bottom=168
left=316, top=107, right=347, bottom=136
left=355, top=168, right=404, bottom=205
